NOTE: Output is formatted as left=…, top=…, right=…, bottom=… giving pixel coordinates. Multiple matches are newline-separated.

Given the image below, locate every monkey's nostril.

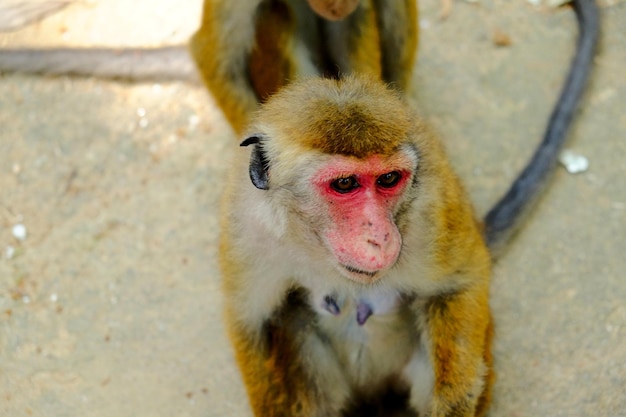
left=367, top=239, right=381, bottom=248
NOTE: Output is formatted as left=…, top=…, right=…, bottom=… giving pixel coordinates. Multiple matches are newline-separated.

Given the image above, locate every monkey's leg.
left=247, top=0, right=301, bottom=103
left=320, top=1, right=382, bottom=81
left=322, top=0, right=418, bottom=91
left=189, top=0, right=264, bottom=134
left=374, top=0, right=419, bottom=91
left=409, top=284, right=494, bottom=417
left=190, top=0, right=305, bottom=134
left=225, top=289, right=350, bottom=417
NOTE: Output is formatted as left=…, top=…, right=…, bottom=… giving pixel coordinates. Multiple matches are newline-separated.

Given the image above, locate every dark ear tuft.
left=240, top=136, right=261, bottom=147
left=240, top=135, right=269, bottom=190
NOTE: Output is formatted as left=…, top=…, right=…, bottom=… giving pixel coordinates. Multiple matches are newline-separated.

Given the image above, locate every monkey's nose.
left=355, top=227, right=401, bottom=272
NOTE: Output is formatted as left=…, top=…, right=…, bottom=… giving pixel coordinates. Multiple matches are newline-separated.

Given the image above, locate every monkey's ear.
left=240, top=135, right=269, bottom=190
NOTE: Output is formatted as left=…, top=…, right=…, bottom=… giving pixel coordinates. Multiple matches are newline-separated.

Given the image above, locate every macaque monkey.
left=218, top=0, right=599, bottom=414
left=222, top=75, right=494, bottom=416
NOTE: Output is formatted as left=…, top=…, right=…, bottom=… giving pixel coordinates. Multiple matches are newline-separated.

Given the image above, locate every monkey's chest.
left=314, top=291, right=418, bottom=390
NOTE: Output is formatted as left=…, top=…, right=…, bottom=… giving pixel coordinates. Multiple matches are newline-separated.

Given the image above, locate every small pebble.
left=559, top=150, right=589, bottom=174
left=493, top=28, right=512, bottom=47
left=5, top=246, right=15, bottom=259
left=12, top=224, right=27, bottom=241
left=188, top=114, right=200, bottom=130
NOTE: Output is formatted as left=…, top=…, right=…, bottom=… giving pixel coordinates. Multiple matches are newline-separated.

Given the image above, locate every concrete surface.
left=0, top=0, right=624, bottom=416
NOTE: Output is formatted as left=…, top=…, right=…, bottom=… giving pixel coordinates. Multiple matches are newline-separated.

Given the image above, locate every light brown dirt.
left=0, top=0, right=624, bottom=416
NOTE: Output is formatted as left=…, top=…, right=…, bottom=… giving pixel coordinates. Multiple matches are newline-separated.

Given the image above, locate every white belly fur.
left=312, top=287, right=419, bottom=393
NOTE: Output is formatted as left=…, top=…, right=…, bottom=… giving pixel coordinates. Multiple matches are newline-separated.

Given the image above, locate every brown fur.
left=249, top=1, right=297, bottom=102
left=189, top=1, right=258, bottom=133
left=342, top=4, right=383, bottom=82
left=258, top=77, right=413, bottom=158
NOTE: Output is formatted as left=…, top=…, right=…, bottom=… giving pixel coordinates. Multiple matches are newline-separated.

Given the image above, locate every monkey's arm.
left=0, top=46, right=197, bottom=82
left=404, top=178, right=494, bottom=417
left=408, top=281, right=494, bottom=417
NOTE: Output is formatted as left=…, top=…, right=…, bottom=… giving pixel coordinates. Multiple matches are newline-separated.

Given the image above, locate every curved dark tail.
left=0, top=46, right=199, bottom=83
left=483, top=0, right=600, bottom=254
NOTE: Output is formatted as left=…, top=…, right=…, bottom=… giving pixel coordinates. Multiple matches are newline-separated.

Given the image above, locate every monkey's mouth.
left=342, top=264, right=379, bottom=278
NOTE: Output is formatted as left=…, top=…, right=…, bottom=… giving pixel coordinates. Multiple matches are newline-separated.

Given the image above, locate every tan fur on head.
left=254, top=76, right=413, bottom=159
left=307, top=0, right=360, bottom=21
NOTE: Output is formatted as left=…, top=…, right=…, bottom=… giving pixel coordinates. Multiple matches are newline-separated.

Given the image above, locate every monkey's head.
left=240, top=77, right=446, bottom=285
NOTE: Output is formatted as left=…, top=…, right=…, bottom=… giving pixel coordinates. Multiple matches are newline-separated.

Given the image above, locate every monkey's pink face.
left=313, top=154, right=415, bottom=283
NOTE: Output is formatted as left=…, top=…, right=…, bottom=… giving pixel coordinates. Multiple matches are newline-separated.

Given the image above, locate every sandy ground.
left=0, top=0, right=624, bottom=416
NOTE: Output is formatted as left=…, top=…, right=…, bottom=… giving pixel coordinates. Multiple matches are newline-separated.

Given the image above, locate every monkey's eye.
left=377, top=171, right=402, bottom=188
left=331, top=176, right=359, bottom=193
